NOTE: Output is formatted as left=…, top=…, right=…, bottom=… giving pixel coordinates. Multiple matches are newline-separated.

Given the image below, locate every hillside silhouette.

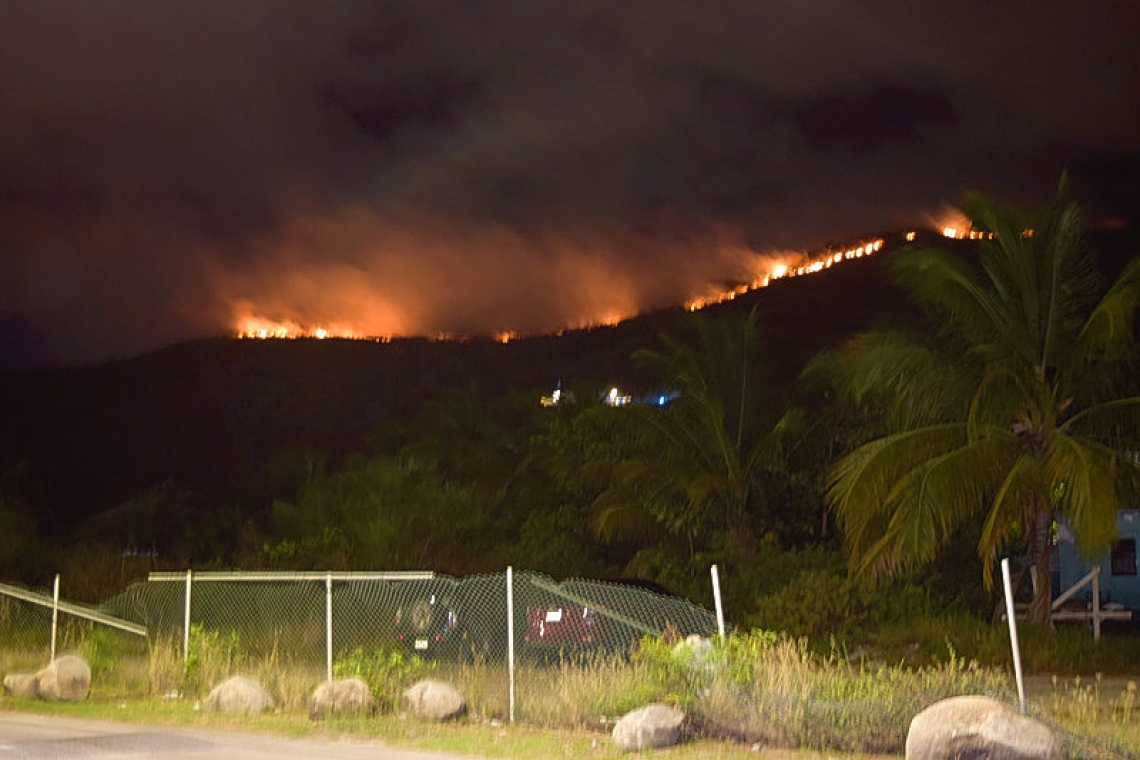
left=13, top=226, right=1124, bottom=542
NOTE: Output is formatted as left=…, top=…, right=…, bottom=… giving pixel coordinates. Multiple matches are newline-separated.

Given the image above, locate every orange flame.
left=683, top=237, right=886, bottom=313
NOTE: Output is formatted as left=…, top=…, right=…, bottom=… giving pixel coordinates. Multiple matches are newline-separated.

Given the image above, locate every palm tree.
left=590, top=309, right=798, bottom=558
left=401, top=384, right=535, bottom=495
left=825, top=177, right=1140, bottom=625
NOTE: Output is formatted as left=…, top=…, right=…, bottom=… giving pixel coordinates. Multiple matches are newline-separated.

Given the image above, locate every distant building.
left=1054, top=510, right=1138, bottom=618
left=540, top=382, right=576, bottom=407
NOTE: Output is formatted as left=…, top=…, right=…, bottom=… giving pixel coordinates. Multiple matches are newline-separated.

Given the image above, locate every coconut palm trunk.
left=1025, top=506, right=1055, bottom=627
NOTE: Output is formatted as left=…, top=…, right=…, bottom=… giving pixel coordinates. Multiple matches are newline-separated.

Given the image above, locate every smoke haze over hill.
left=2, top=2, right=1137, bottom=368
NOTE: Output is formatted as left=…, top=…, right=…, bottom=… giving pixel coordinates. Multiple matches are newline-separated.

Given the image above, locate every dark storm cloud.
left=1, top=1, right=1138, bottom=367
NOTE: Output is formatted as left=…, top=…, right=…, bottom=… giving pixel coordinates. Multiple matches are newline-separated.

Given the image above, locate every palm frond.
left=852, top=435, right=1015, bottom=580
left=828, top=424, right=967, bottom=571
left=1069, top=256, right=1140, bottom=367
left=891, top=246, right=1001, bottom=349
left=685, top=472, right=728, bottom=512
left=1037, top=201, right=1103, bottom=371
left=966, top=362, right=1036, bottom=437
left=1045, top=432, right=1123, bottom=560
left=979, top=455, right=1043, bottom=588
left=1061, top=396, right=1140, bottom=452
left=833, top=330, right=971, bottom=428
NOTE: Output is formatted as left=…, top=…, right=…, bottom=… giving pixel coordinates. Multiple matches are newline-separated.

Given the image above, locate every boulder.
left=612, top=703, right=686, bottom=752
left=202, top=675, right=275, bottom=714
left=33, top=655, right=91, bottom=702
left=308, top=677, right=374, bottom=719
left=2, top=672, right=39, bottom=699
left=3, top=655, right=91, bottom=702
left=906, top=695, right=1061, bottom=760
left=402, top=679, right=466, bottom=721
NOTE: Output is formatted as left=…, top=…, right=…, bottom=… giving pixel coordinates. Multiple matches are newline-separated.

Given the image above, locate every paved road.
left=0, top=712, right=475, bottom=760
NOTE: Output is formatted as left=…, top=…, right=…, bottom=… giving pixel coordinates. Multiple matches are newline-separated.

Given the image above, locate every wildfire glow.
left=235, top=314, right=385, bottom=342
left=226, top=216, right=955, bottom=344
left=683, top=236, right=886, bottom=313
left=934, top=207, right=996, bottom=241
left=943, top=226, right=996, bottom=240
left=235, top=234, right=892, bottom=336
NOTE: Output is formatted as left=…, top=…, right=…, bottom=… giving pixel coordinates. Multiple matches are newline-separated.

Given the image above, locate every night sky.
left=2, top=2, right=1138, bottom=369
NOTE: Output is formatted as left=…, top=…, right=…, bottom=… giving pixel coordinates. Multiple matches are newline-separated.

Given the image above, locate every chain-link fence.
left=101, top=569, right=720, bottom=670
left=0, top=569, right=717, bottom=719
left=0, top=579, right=149, bottom=674
left=100, top=567, right=720, bottom=679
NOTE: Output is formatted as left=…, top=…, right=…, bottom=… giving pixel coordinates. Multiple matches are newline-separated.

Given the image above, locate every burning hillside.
left=229, top=225, right=929, bottom=344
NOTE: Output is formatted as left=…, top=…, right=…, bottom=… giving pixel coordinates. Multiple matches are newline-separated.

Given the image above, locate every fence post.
left=1001, top=558, right=1027, bottom=715
left=326, top=572, right=334, bottom=682
left=506, top=566, right=515, bottom=725
left=710, top=564, right=726, bottom=640
left=1092, top=566, right=1101, bottom=642
left=183, top=569, right=193, bottom=669
left=50, top=574, right=60, bottom=662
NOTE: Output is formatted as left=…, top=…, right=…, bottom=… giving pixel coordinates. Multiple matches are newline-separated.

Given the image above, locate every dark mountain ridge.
left=3, top=226, right=1130, bottom=538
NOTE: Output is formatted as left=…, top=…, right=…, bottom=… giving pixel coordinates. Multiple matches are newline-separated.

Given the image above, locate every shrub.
left=182, top=624, right=245, bottom=697
left=333, top=647, right=433, bottom=711
left=690, top=631, right=1007, bottom=753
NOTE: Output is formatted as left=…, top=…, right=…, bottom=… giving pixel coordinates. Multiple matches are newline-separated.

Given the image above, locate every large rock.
left=2, top=672, right=39, bottom=699
left=308, top=677, right=374, bottom=719
left=2, top=655, right=91, bottom=702
left=612, top=703, right=686, bottom=752
left=906, top=695, right=1061, bottom=760
left=33, top=655, right=91, bottom=702
left=202, top=675, right=275, bottom=714
left=402, top=679, right=466, bottom=721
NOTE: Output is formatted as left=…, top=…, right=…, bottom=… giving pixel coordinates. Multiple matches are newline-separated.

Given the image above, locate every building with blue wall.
left=1055, top=510, right=1140, bottom=614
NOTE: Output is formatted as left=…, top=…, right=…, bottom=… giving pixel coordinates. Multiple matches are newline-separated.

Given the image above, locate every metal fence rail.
left=0, top=577, right=147, bottom=666
left=0, top=580, right=147, bottom=638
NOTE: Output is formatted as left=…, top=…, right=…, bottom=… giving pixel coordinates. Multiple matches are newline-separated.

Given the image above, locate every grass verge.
left=2, top=626, right=1138, bottom=758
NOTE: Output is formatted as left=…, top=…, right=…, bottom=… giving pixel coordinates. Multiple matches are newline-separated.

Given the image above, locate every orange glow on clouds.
left=216, top=206, right=678, bottom=342
left=218, top=205, right=909, bottom=343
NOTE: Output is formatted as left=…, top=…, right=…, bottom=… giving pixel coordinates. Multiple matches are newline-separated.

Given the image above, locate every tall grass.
left=1035, top=674, right=1140, bottom=756
left=4, top=625, right=1138, bottom=756
left=693, top=635, right=1006, bottom=752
